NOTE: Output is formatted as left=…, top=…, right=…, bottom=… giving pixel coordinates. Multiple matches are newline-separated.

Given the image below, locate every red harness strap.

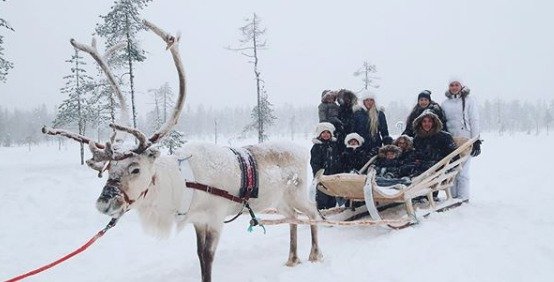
left=185, top=181, right=244, bottom=204
left=5, top=218, right=118, bottom=282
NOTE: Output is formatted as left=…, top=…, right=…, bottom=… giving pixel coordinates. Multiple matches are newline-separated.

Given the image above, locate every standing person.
left=402, top=90, right=448, bottom=137
left=441, top=79, right=481, bottom=200
left=318, top=90, right=343, bottom=135
left=352, top=90, right=392, bottom=153
left=336, top=89, right=359, bottom=144
left=310, top=122, right=341, bottom=210
left=335, top=89, right=359, bottom=152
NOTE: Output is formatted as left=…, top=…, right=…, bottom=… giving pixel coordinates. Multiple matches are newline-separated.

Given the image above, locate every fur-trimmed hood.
left=378, top=144, right=402, bottom=159
left=445, top=86, right=471, bottom=99
left=312, top=122, right=336, bottom=144
left=344, top=132, right=365, bottom=149
left=413, top=109, right=443, bottom=137
left=393, top=135, right=414, bottom=151
left=337, top=89, right=358, bottom=109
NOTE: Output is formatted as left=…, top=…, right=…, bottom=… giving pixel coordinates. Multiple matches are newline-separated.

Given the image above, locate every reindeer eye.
left=131, top=168, right=140, bottom=174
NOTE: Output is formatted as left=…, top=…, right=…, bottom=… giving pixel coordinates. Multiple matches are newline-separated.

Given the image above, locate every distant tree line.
left=2, top=98, right=553, bottom=148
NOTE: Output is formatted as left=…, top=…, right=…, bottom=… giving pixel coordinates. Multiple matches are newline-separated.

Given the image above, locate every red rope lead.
left=5, top=218, right=118, bottom=282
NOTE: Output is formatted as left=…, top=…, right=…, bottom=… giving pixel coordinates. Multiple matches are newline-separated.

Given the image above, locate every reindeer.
left=43, top=21, right=322, bottom=282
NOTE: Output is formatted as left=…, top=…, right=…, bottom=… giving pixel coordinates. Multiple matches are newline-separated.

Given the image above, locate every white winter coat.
left=441, top=88, right=480, bottom=139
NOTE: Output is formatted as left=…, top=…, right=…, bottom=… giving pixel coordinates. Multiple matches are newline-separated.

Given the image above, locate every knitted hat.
left=418, top=90, right=431, bottom=101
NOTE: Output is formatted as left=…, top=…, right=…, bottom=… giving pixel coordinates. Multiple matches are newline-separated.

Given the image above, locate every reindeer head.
left=43, top=20, right=186, bottom=219
left=95, top=146, right=160, bottom=218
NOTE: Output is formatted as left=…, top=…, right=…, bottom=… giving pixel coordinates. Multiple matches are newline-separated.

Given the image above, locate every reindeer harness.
left=183, top=147, right=264, bottom=231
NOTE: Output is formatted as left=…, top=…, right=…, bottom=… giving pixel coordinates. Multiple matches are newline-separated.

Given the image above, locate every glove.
left=382, top=136, right=393, bottom=145
left=471, top=140, right=482, bottom=157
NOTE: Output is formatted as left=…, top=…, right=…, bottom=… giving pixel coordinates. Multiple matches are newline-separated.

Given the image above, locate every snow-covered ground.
left=1, top=133, right=553, bottom=282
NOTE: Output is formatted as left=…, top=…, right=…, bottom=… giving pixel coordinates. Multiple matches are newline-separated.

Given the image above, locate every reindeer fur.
left=122, top=142, right=322, bottom=281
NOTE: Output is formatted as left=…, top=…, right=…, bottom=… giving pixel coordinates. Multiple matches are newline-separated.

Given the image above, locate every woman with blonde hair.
left=352, top=90, right=392, bottom=153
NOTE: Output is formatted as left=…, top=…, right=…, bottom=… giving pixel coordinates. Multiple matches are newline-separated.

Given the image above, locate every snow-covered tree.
left=88, top=67, right=121, bottom=141
left=228, top=13, right=271, bottom=143
left=0, top=0, right=14, bottom=83
left=353, top=61, right=379, bottom=91
left=146, top=82, right=185, bottom=154
left=243, top=89, right=276, bottom=142
left=53, top=49, right=94, bottom=164
left=95, top=0, right=152, bottom=129
left=161, top=129, right=185, bottom=155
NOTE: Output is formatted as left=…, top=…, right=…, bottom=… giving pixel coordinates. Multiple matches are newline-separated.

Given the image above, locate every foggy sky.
left=2, top=0, right=554, bottom=113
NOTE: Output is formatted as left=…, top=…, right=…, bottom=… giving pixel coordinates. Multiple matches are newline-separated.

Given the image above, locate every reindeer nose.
left=99, top=185, right=120, bottom=201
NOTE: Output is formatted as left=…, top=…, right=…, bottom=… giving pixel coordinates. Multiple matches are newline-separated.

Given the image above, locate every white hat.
left=358, top=89, right=377, bottom=101
left=448, top=77, right=464, bottom=87
left=313, top=122, right=336, bottom=140
left=344, top=132, right=364, bottom=149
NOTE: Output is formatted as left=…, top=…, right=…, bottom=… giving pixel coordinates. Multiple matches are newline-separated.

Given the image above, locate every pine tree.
left=54, top=49, right=94, bottom=164
left=0, top=0, right=14, bottom=83
left=228, top=13, right=273, bottom=143
left=95, top=0, right=152, bottom=129
left=161, top=129, right=185, bottom=155
left=89, top=67, right=120, bottom=141
left=147, top=82, right=185, bottom=154
left=243, top=87, right=276, bottom=142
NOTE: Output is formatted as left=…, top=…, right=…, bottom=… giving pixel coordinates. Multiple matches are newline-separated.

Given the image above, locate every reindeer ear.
left=146, top=148, right=160, bottom=159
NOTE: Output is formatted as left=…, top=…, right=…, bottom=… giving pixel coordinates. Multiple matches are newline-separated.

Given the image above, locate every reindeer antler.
left=43, top=21, right=186, bottom=176
left=70, top=38, right=129, bottom=127
left=143, top=20, right=187, bottom=145
left=42, top=126, right=105, bottom=149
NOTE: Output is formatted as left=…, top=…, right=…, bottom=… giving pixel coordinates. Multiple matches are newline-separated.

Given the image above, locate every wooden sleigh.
left=260, top=136, right=478, bottom=229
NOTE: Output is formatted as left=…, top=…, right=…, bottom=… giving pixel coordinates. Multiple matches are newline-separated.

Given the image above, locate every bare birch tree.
left=353, top=61, right=379, bottom=91
left=228, top=13, right=275, bottom=143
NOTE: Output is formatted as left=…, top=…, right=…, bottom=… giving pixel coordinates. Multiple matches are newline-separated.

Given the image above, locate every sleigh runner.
left=261, top=136, right=478, bottom=229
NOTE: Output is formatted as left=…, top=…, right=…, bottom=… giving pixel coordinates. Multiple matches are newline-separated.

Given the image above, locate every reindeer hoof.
left=309, top=252, right=323, bottom=263
left=285, top=257, right=301, bottom=267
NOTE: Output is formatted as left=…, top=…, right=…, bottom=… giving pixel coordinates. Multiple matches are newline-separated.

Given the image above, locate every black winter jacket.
left=310, top=139, right=342, bottom=176
left=340, top=147, right=370, bottom=173
left=412, top=131, right=457, bottom=174
left=352, top=108, right=390, bottom=150
left=411, top=109, right=457, bottom=176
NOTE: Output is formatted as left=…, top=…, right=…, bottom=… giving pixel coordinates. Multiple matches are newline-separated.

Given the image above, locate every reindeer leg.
left=286, top=221, right=301, bottom=267
left=194, top=223, right=222, bottom=282
left=194, top=224, right=207, bottom=281
left=308, top=225, right=322, bottom=262
left=290, top=196, right=323, bottom=262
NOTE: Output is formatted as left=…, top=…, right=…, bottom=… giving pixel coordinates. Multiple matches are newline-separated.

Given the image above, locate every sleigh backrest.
left=404, top=136, right=477, bottom=199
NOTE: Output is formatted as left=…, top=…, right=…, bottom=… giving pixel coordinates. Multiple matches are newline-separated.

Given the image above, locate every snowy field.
left=1, top=133, right=553, bottom=282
